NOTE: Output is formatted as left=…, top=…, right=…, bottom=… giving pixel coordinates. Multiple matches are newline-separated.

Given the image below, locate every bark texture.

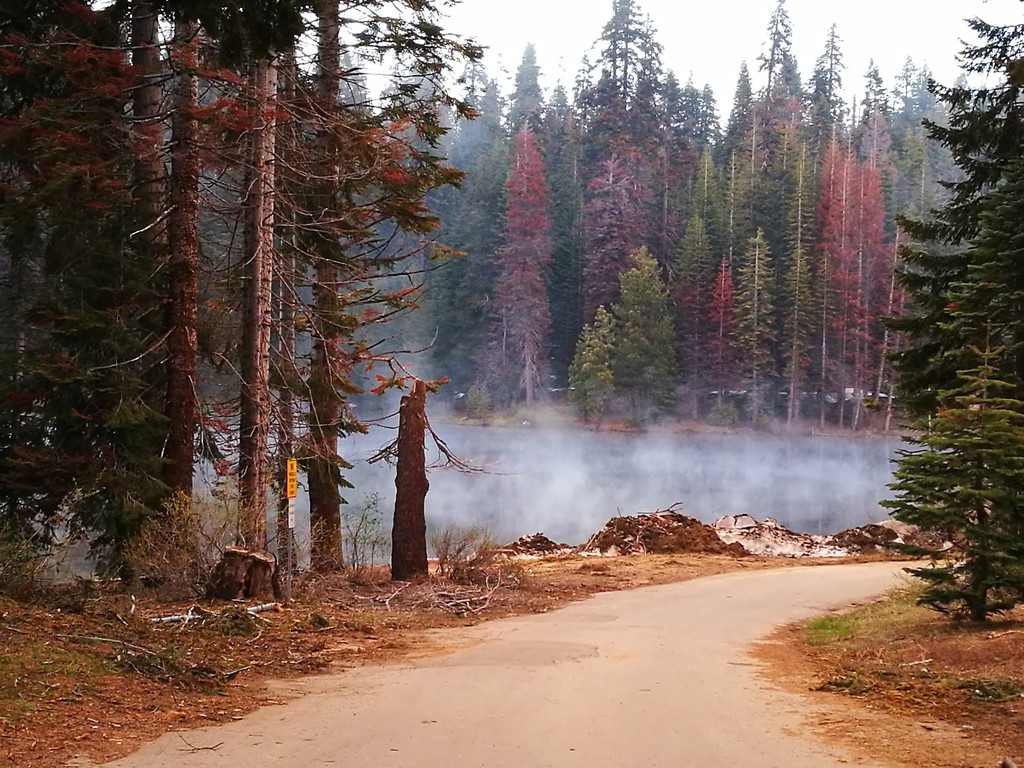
left=307, top=0, right=343, bottom=571
left=165, top=20, right=200, bottom=495
left=238, top=57, right=278, bottom=548
left=391, top=378, right=429, bottom=581
left=207, top=547, right=280, bottom=601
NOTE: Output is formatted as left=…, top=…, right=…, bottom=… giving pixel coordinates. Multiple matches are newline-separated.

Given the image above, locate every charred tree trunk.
left=391, top=378, right=429, bottom=581
left=165, top=20, right=200, bottom=496
left=308, top=0, right=343, bottom=571
left=238, top=57, right=278, bottom=549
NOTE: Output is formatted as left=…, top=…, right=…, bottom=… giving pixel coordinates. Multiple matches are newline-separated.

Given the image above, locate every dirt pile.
left=714, top=516, right=947, bottom=557
left=830, top=523, right=899, bottom=553
left=580, top=511, right=748, bottom=557
left=500, top=533, right=574, bottom=558
left=714, top=516, right=848, bottom=558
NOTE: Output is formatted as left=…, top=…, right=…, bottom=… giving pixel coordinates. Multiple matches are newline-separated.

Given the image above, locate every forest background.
left=0, top=0, right=988, bottom=579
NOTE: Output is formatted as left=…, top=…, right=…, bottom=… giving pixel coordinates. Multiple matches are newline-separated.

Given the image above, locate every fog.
left=291, top=423, right=901, bottom=548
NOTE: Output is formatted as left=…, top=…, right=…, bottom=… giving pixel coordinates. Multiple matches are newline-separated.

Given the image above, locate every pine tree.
left=885, top=22, right=1024, bottom=618
left=673, top=217, right=714, bottom=417
left=807, top=24, right=845, bottom=160
left=734, top=229, right=775, bottom=422
left=582, top=154, right=648, bottom=317
left=0, top=3, right=167, bottom=568
left=610, top=248, right=677, bottom=420
left=541, top=85, right=585, bottom=383
left=706, top=257, right=740, bottom=415
left=508, top=44, right=544, bottom=133
left=490, top=127, right=552, bottom=406
left=890, top=19, right=1024, bottom=418
left=884, top=340, right=1024, bottom=621
left=568, top=306, right=616, bottom=421
left=781, top=143, right=816, bottom=423
left=717, top=63, right=753, bottom=168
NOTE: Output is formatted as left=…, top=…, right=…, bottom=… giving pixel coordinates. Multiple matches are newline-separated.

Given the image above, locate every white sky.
left=441, top=0, right=1022, bottom=113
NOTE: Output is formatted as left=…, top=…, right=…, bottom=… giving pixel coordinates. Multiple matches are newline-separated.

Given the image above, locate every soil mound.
left=830, top=523, right=899, bottom=552
left=501, top=533, right=574, bottom=558
left=581, top=511, right=747, bottom=557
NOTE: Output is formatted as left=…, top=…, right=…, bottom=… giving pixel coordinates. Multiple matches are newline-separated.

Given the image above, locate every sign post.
left=285, top=459, right=297, bottom=601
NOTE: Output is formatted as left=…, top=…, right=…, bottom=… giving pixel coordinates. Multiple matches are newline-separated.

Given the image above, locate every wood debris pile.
left=579, top=508, right=748, bottom=557
left=500, top=533, right=574, bottom=558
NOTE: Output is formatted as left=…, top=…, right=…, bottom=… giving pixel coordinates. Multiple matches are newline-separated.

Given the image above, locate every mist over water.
left=310, top=424, right=901, bottom=547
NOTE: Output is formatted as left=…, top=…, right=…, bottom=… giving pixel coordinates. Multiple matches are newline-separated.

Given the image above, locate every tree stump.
left=391, top=378, right=429, bottom=581
left=207, top=547, right=281, bottom=600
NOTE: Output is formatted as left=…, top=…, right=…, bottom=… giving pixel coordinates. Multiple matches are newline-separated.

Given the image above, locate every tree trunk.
left=275, top=48, right=298, bottom=570
left=238, top=57, right=278, bottom=549
left=207, top=547, right=280, bottom=601
left=391, top=378, right=429, bottom=581
left=131, top=1, right=164, bottom=244
left=308, top=0, right=343, bottom=571
left=165, top=20, right=200, bottom=495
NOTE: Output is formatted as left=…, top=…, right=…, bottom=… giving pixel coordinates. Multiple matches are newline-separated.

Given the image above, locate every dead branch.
left=177, top=734, right=224, bottom=753
left=246, top=602, right=282, bottom=615
left=57, top=634, right=157, bottom=656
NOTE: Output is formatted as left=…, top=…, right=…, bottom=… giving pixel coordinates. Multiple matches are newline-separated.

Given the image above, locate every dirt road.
left=100, top=561, right=905, bottom=768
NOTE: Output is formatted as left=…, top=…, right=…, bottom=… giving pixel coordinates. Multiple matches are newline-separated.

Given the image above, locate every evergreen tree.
left=884, top=341, right=1024, bottom=621
left=610, top=248, right=677, bottom=420
left=0, top=3, right=167, bottom=567
left=428, top=76, right=509, bottom=389
left=541, top=84, right=585, bottom=383
left=508, top=44, right=544, bottom=133
left=807, top=24, right=845, bottom=159
left=734, top=229, right=775, bottom=422
left=781, top=143, right=816, bottom=423
left=582, top=153, right=648, bottom=317
left=568, top=305, right=616, bottom=421
left=673, top=217, right=714, bottom=417
left=890, top=19, right=1024, bottom=418
left=885, top=21, right=1024, bottom=619
left=706, top=257, right=740, bottom=414
left=718, top=63, right=753, bottom=168
left=489, top=127, right=552, bottom=406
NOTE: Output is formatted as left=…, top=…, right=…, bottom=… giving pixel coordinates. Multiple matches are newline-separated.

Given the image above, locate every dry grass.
left=760, top=582, right=1024, bottom=767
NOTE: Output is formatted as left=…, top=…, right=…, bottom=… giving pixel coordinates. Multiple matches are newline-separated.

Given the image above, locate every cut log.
left=207, top=547, right=281, bottom=601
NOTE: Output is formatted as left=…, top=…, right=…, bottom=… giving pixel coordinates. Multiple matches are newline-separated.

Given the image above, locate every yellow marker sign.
left=286, top=459, right=298, bottom=499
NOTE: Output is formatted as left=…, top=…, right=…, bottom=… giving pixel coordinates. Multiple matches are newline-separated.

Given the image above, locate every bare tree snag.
left=391, top=378, right=429, bottom=581
left=165, top=20, right=200, bottom=496
left=207, top=547, right=280, bottom=601
left=238, top=56, right=278, bottom=549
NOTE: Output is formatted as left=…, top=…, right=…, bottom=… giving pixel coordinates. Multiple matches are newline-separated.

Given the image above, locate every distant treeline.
left=422, top=0, right=955, bottom=429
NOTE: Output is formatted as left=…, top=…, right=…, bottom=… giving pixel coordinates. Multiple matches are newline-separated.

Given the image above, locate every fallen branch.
left=57, top=634, right=157, bottom=656
left=177, top=734, right=224, bottom=753
left=1, top=624, right=25, bottom=634
left=246, top=602, right=282, bottom=615
left=223, top=665, right=250, bottom=681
